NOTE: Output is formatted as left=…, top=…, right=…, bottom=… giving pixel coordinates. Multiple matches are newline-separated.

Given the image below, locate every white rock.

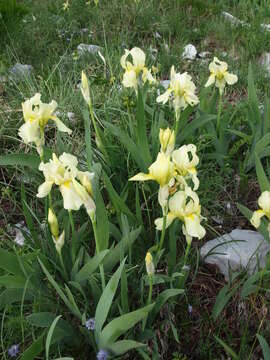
left=198, top=51, right=211, bottom=59
left=13, top=222, right=30, bottom=246
left=182, top=44, right=197, bottom=60
left=259, top=53, right=270, bottom=76
left=200, top=229, right=270, bottom=281
left=9, top=63, right=33, bottom=81
left=67, top=112, right=76, bottom=125
left=160, top=80, right=170, bottom=89
left=261, top=23, right=270, bottom=32
left=77, top=44, right=103, bottom=56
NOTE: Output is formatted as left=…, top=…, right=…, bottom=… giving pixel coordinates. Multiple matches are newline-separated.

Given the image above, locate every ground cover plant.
left=2, top=0, right=270, bottom=359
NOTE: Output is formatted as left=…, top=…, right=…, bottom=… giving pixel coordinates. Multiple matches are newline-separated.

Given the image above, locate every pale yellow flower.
left=172, top=144, right=199, bottom=190
left=121, top=47, right=155, bottom=91
left=37, top=153, right=95, bottom=216
left=53, top=230, right=65, bottom=254
left=159, top=128, right=175, bottom=156
left=63, top=0, right=69, bottom=11
left=48, top=208, right=59, bottom=239
left=205, top=57, right=238, bottom=94
left=18, top=93, right=72, bottom=155
left=250, top=191, right=270, bottom=229
left=157, top=66, right=199, bottom=114
left=129, top=152, right=174, bottom=187
left=145, top=252, right=155, bottom=275
left=155, top=187, right=205, bottom=239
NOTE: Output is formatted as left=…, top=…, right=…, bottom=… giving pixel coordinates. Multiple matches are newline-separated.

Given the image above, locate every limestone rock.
left=200, top=229, right=270, bottom=281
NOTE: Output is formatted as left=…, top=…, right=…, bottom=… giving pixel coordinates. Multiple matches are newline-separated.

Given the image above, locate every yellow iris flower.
left=159, top=128, right=175, bottom=156
left=145, top=252, right=155, bottom=275
left=157, top=66, right=199, bottom=115
left=37, top=152, right=96, bottom=217
left=18, top=93, right=72, bottom=156
left=250, top=191, right=270, bottom=229
left=121, top=47, right=155, bottom=92
left=205, top=57, right=238, bottom=94
left=155, top=187, right=205, bottom=239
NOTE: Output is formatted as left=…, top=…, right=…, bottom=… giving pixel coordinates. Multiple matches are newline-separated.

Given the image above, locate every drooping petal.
left=122, top=69, right=137, bottom=89
left=18, top=120, right=40, bottom=144
left=156, top=89, right=172, bottom=104
left=258, top=191, right=270, bottom=215
left=51, top=116, right=72, bottom=134
left=59, top=182, right=84, bottom=211
left=224, top=72, right=238, bottom=85
left=205, top=74, right=216, bottom=88
left=37, top=181, right=53, bottom=198
left=250, top=209, right=265, bottom=228
left=120, top=49, right=130, bottom=69
left=168, top=190, right=186, bottom=215
left=184, top=214, right=205, bottom=239
left=129, top=172, right=154, bottom=182
left=155, top=213, right=176, bottom=230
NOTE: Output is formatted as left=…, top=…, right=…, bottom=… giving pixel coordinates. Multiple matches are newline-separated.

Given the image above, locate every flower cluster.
left=130, top=127, right=205, bottom=242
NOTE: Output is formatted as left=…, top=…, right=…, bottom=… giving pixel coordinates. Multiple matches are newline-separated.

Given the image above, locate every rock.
left=259, top=53, right=270, bottom=76
left=77, top=43, right=103, bottom=56
left=182, top=44, right=197, bottom=60
left=198, top=51, right=211, bottom=59
left=160, top=80, right=170, bottom=89
left=67, top=111, right=76, bottom=125
left=200, top=229, right=270, bottom=281
left=261, top=23, right=270, bottom=32
left=13, top=222, right=30, bottom=246
left=9, top=63, right=33, bottom=81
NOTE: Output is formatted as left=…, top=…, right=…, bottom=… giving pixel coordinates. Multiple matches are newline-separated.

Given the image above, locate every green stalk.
left=178, top=241, right=191, bottom=289
left=91, top=218, right=106, bottom=291
left=88, top=103, right=110, bottom=164
left=142, top=274, right=153, bottom=330
left=216, top=93, right=223, bottom=136
left=59, top=251, right=69, bottom=282
left=158, top=212, right=167, bottom=251
left=68, top=210, right=76, bottom=263
left=174, top=110, right=181, bottom=138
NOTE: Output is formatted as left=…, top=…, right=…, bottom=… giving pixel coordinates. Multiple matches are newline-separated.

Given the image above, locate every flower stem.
left=142, top=274, right=153, bottom=330
left=216, top=93, right=223, bottom=136
left=178, top=241, right=191, bottom=289
left=68, top=210, right=76, bottom=263
left=158, top=213, right=167, bottom=251
left=91, top=218, right=106, bottom=291
left=174, top=110, right=180, bottom=138
left=59, top=251, right=69, bottom=282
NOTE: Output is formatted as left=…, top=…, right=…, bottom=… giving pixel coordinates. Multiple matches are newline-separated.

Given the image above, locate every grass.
left=1, top=0, right=270, bottom=359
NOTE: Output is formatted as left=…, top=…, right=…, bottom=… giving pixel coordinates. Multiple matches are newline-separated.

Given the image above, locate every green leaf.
left=95, top=258, right=126, bottom=336
left=109, top=340, right=146, bottom=356
left=28, top=312, right=58, bottom=327
left=136, top=88, right=151, bottom=166
left=105, top=121, right=147, bottom=172
left=0, top=275, right=28, bottom=288
left=93, top=185, right=109, bottom=252
left=21, top=334, right=45, bottom=360
left=257, top=334, right=270, bottom=360
left=83, top=108, right=93, bottom=169
left=103, top=227, right=141, bottom=272
left=103, top=171, right=135, bottom=221
left=0, top=288, right=33, bottom=309
left=75, top=250, right=109, bottom=282
left=212, top=282, right=241, bottom=321
left=214, top=336, right=239, bottom=359
left=148, top=289, right=184, bottom=325
left=177, top=114, right=216, bottom=143
left=38, top=258, right=81, bottom=318
left=46, top=315, right=62, bottom=360
left=100, top=303, right=154, bottom=346
left=0, top=248, right=30, bottom=277
left=0, top=153, right=40, bottom=168
left=255, top=153, right=270, bottom=192
left=241, top=271, right=270, bottom=299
